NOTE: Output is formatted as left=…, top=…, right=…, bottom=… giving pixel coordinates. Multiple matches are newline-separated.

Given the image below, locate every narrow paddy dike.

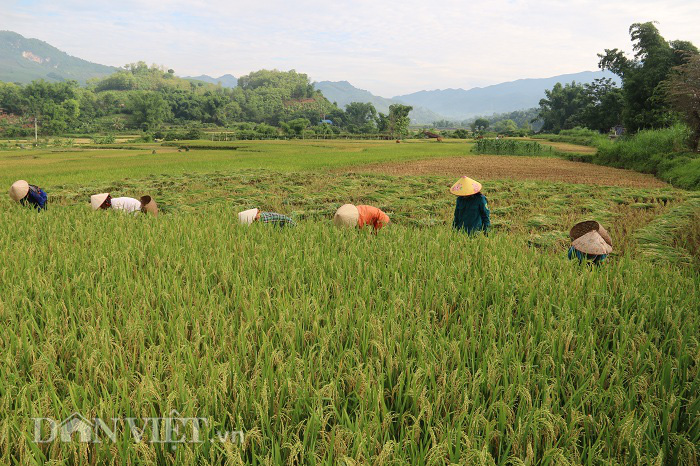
left=347, top=155, right=668, bottom=188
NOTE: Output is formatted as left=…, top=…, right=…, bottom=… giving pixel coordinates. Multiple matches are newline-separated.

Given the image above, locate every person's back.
left=356, top=205, right=390, bottom=231
left=453, top=193, right=490, bottom=234
left=111, top=197, right=142, bottom=214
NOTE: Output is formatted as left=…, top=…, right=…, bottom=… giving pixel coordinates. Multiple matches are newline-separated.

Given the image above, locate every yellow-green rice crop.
left=0, top=142, right=697, bottom=464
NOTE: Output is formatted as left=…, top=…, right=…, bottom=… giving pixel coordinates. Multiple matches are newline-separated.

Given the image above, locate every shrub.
left=473, top=138, right=557, bottom=156
left=594, top=124, right=699, bottom=189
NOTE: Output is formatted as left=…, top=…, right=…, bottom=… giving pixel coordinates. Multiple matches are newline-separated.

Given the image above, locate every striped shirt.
left=259, top=212, right=296, bottom=227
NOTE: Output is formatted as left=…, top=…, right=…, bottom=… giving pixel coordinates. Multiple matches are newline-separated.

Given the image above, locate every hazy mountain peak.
left=0, top=30, right=117, bottom=83
left=182, top=74, right=238, bottom=88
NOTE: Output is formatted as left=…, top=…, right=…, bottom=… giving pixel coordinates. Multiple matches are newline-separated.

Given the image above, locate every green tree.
left=285, top=118, right=310, bottom=137
left=470, top=118, right=490, bottom=132
left=380, top=104, right=412, bottom=138
left=536, top=82, right=587, bottom=133
left=493, top=119, right=518, bottom=133
left=598, top=22, right=698, bottom=131
left=126, top=92, right=172, bottom=130
left=665, top=53, right=700, bottom=150
left=344, top=102, right=377, bottom=132
left=577, top=78, right=624, bottom=132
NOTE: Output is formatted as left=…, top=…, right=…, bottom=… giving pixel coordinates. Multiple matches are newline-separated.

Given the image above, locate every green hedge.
left=594, top=125, right=699, bottom=190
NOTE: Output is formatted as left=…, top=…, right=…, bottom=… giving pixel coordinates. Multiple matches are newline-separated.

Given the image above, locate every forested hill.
left=0, top=65, right=343, bottom=135
left=0, top=31, right=117, bottom=84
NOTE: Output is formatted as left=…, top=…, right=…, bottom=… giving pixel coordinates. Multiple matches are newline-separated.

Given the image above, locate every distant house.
left=319, top=119, right=333, bottom=125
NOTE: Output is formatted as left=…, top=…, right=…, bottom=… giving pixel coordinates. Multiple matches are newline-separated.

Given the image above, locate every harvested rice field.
left=347, top=155, right=668, bottom=188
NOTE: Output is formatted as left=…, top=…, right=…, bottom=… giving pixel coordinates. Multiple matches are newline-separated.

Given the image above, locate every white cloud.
left=1, top=0, right=698, bottom=95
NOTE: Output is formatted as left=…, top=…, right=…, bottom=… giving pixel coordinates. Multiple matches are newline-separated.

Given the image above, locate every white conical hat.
left=571, top=231, right=613, bottom=255
left=333, top=204, right=360, bottom=228
left=9, top=180, right=30, bottom=202
left=238, top=208, right=259, bottom=225
left=91, top=193, right=110, bottom=210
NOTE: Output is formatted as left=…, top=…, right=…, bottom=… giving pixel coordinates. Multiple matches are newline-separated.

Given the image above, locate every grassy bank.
left=539, top=125, right=700, bottom=190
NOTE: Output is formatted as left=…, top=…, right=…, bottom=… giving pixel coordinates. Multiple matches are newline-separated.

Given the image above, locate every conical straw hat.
left=333, top=204, right=359, bottom=227
left=238, top=208, right=259, bottom=225
left=570, top=220, right=612, bottom=246
left=571, top=230, right=613, bottom=255
left=570, top=220, right=600, bottom=241
left=91, top=193, right=110, bottom=210
left=597, top=225, right=613, bottom=247
left=140, top=195, right=159, bottom=216
left=450, top=176, right=482, bottom=196
left=9, top=180, right=29, bottom=202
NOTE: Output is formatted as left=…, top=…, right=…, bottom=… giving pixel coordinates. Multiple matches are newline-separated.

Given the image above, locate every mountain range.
left=183, top=74, right=238, bottom=88
left=315, top=70, right=618, bottom=123
left=1, top=30, right=619, bottom=124
left=0, top=30, right=117, bottom=84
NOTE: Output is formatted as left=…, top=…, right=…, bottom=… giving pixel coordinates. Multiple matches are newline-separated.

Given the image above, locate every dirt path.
left=346, top=155, right=668, bottom=188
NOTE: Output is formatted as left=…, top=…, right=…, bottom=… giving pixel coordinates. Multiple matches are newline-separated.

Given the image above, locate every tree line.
left=0, top=64, right=413, bottom=138
left=536, top=22, right=699, bottom=149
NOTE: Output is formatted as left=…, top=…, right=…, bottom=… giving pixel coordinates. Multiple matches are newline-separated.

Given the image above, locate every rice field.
left=0, top=140, right=698, bottom=464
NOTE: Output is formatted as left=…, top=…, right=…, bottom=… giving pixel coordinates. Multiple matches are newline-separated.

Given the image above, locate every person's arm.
left=479, top=196, right=491, bottom=231
left=374, top=211, right=390, bottom=231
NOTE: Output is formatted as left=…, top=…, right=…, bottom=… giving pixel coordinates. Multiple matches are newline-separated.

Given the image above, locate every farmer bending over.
left=91, top=193, right=159, bottom=216
left=333, top=204, right=390, bottom=232
left=568, top=220, right=612, bottom=266
left=239, top=208, right=296, bottom=227
left=9, top=180, right=48, bottom=210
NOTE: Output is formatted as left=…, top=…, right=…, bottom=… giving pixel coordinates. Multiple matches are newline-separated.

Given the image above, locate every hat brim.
left=140, top=196, right=159, bottom=216
left=333, top=204, right=359, bottom=227
left=9, top=180, right=30, bottom=202
left=450, top=177, right=482, bottom=196
left=238, top=208, right=259, bottom=225
left=570, top=220, right=600, bottom=241
left=572, top=231, right=613, bottom=255
left=91, top=193, right=110, bottom=210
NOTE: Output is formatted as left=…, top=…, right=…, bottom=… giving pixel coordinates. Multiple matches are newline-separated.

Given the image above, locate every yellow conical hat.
left=450, top=176, right=482, bottom=196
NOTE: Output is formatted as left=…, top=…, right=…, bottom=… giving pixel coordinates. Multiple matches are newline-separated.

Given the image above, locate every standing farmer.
left=333, top=204, right=390, bottom=232
left=450, top=176, right=490, bottom=234
left=9, top=180, right=48, bottom=210
left=568, top=220, right=612, bottom=265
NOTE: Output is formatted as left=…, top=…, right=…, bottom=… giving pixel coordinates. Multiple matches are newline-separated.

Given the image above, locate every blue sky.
left=2, top=0, right=699, bottom=96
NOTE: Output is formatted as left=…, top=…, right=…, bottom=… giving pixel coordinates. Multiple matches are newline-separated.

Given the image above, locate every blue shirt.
left=568, top=246, right=607, bottom=265
left=453, top=194, right=490, bottom=234
left=20, top=185, right=48, bottom=210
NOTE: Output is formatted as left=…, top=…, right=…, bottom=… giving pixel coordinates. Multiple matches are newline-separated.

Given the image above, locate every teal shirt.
left=453, top=194, right=490, bottom=234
